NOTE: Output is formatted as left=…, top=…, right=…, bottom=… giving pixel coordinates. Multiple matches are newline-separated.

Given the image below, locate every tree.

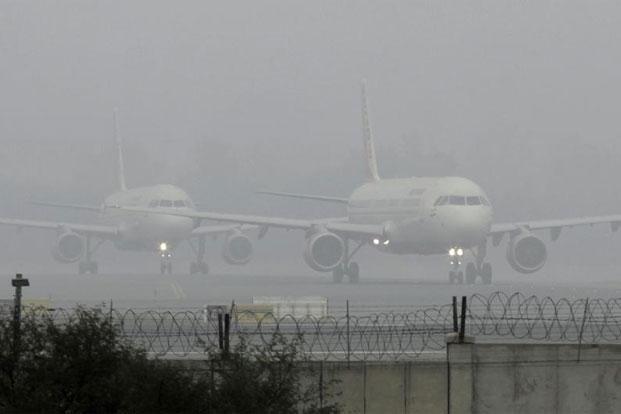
left=0, top=307, right=339, bottom=413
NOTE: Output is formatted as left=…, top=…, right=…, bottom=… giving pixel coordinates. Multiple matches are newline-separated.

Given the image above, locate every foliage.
left=0, top=307, right=339, bottom=413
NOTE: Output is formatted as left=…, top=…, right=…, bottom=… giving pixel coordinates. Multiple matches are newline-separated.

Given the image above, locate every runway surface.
left=3, top=269, right=621, bottom=313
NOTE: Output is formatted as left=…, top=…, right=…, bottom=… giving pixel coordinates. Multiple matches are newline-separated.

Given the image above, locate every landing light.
left=448, top=248, right=456, bottom=257
left=457, top=248, right=464, bottom=256
left=159, top=242, right=168, bottom=252
left=383, top=239, right=390, bottom=246
left=372, top=238, right=380, bottom=246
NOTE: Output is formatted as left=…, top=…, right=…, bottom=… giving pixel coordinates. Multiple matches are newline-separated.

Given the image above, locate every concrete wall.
left=176, top=342, right=621, bottom=413
left=319, top=359, right=448, bottom=414
left=308, top=343, right=621, bottom=414
left=450, top=343, right=621, bottom=414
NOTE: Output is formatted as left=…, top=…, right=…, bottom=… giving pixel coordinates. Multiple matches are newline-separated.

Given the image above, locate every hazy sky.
left=1, top=1, right=621, bottom=277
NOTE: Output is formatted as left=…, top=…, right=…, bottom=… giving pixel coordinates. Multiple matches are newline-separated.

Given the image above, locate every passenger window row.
left=434, top=195, right=490, bottom=206
left=350, top=198, right=421, bottom=208
left=148, top=200, right=188, bottom=208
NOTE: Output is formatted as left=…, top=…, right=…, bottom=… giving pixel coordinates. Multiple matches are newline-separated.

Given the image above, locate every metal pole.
left=224, top=313, right=230, bottom=356
left=459, top=296, right=467, bottom=343
left=346, top=300, right=351, bottom=367
left=577, top=298, right=590, bottom=362
left=11, top=273, right=29, bottom=357
left=452, top=296, right=458, bottom=333
left=217, top=313, right=224, bottom=351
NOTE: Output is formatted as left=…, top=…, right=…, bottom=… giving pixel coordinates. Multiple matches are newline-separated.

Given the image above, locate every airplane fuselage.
left=348, top=177, right=493, bottom=255
left=101, top=184, right=196, bottom=252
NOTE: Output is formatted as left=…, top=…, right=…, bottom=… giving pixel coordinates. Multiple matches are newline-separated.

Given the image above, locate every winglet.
left=113, top=108, right=128, bottom=191
left=361, top=79, right=381, bottom=182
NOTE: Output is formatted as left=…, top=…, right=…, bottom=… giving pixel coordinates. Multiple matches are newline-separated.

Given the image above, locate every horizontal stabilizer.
left=257, top=190, right=348, bottom=204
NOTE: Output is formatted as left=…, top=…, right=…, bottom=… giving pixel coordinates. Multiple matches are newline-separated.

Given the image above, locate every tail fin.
left=113, top=108, right=128, bottom=192
left=361, top=79, right=381, bottom=182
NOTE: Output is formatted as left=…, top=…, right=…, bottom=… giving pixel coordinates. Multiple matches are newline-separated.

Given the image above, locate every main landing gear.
left=188, top=236, right=209, bottom=275
left=448, top=244, right=493, bottom=285
left=78, top=236, right=103, bottom=275
left=332, top=240, right=362, bottom=283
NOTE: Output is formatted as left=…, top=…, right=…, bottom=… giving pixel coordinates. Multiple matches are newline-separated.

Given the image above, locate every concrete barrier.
left=176, top=342, right=621, bottom=413
left=311, top=343, right=621, bottom=413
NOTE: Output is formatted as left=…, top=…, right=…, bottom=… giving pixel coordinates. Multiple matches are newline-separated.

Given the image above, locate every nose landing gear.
left=160, top=252, right=173, bottom=275
left=448, top=247, right=464, bottom=284
left=448, top=244, right=493, bottom=284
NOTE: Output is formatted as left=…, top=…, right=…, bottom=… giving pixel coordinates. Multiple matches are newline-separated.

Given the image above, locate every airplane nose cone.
left=156, top=214, right=195, bottom=238
left=446, top=209, right=491, bottom=246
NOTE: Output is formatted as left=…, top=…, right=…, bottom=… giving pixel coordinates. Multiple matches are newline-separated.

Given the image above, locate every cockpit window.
left=149, top=200, right=158, bottom=208
left=160, top=200, right=173, bottom=207
left=434, top=196, right=448, bottom=206
left=480, top=197, right=490, bottom=206
left=173, top=200, right=186, bottom=208
left=449, top=196, right=466, bottom=205
left=466, top=196, right=481, bottom=206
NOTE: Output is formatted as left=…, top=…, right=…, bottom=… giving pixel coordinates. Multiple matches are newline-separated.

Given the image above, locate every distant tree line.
left=0, top=307, right=339, bottom=414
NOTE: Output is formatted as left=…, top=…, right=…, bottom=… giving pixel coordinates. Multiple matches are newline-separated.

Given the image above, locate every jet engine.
left=303, top=231, right=345, bottom=272
left=51, top=231, right=85, bottom=263
left=222, top=232, right=253, bottom=265
left=506, top=232, right=547, bottom=274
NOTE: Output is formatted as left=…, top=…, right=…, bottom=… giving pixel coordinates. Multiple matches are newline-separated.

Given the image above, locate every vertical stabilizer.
left=113, top=108, right=128, bottom=191
left=361, top=79, right=381, bottom=182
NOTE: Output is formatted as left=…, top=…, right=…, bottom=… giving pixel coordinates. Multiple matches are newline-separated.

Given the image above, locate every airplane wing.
left=191, top=223, right=258, bottom=236
left=0, top=217, right=118, bottom=237
left=115, top=207, right=386, bottom=239
left=30, top=200, right=102, bottom=212
left=489, top=215, right=621, bottom=243
left=256, top=190, right=349, bottom=204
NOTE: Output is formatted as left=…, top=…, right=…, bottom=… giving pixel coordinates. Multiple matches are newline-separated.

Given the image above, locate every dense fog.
left=1, top=1, right=621, bottom=285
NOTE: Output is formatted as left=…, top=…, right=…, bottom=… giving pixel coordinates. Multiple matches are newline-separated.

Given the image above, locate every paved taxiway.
left=3, top=270, right=621, bottom=313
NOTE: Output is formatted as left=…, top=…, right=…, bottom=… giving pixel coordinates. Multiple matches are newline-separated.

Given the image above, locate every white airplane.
left=0, top=111, right=256, bottom=275
left=116, top=82, right=621, bottom=284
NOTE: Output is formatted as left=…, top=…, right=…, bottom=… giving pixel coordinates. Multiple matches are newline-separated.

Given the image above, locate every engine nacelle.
left=222, top=232, right=253, bottom=265
left=303, top=231, right=345, bottom=272
left=506, top=233, right=547, bottom=274
left=51, top=232, right=85, bottom=263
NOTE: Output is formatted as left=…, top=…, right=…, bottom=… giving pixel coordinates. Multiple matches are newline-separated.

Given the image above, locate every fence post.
left=459, top=296, right=467, bottom=343
left=319, top=360, right=324, bottom=409
left=577, top=298, right=590, bottom=362
left=346, top=300, right=351, bottom=367
left=452, top=296, right=458, bottom=333
left=217, top=312, right=224, bottom=351
left=224, top=313, right=230, bottom=356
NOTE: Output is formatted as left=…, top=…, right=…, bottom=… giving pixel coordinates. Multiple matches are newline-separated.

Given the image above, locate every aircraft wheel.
left=449, top=271, right=455, bottom=284
left=190, top=262, right=197, bottom=275
left=90, top=262, right=98, bottom=275
left=465, top=263, right=477, bottom=285
left=167, top=262, right=173, bottom=275
left=199, top=262, right=209, bottom=275
left=78, top=262, right=86, bottom=275
left=347, top=262, right=360, bottom=283
left=160, top=263, right=167, bottom=275
left=481, top=262, right=492, bottom=284
left=332, top=266, right=344, bottom=283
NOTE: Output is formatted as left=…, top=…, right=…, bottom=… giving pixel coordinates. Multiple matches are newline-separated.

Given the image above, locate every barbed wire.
left=4, top=291, right=621, bottom=360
